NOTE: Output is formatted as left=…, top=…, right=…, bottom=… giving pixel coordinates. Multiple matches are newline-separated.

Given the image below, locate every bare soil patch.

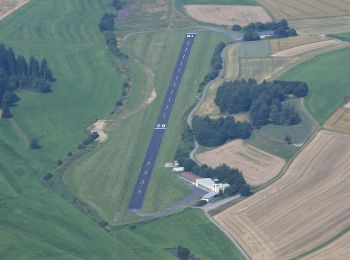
left=185, top=5, right=272, bottom=26
left=324, top=107, right=350, bottom=135
left=271, top=39, right=345, bottom=57
left=89, top=120, right=108, bottom=143
left=0, top=0, right=30, bottom=21
left=214, top=130, right=350, bottom=259
left=303, top=231, right=350, bottom=260
left=270, top=36, right=325, bottom=54
left=196, top=139, right=285, bottom=186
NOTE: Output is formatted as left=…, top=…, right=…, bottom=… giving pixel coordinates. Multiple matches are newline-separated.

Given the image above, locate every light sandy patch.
left=196, top=139, right=285, bottom=186
left=185, top=5, right=272, bottom=26
left=324, top=107, right=350, bottom=135
left=344, top=102, right=350, bottom=109
left=270, top=35, right=325, bottom=54
left=89, top=120, right=108, bottom=143
left=271, top=40, right=344, bottom=57
left=0, top=0, right=30, bottom=21
left=144, top=88, right=157, bottom=105
left=303, top=231, right=350, bottom=260
left=214, top=130, right=350, bottom=259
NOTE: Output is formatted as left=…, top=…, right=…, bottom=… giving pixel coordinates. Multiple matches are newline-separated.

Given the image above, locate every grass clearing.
left=66, top=28, right=230, bottom=222
left=115, top=209, right=245, bottom=260
left=282, top=47, right=350, bottom=124
left=239, top=40, right=271, bottom=58
left=215, top=130, right=350, bottom=259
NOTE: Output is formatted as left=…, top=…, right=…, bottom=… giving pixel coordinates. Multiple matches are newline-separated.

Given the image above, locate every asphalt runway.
left=128, top=33, right=197, bottom=209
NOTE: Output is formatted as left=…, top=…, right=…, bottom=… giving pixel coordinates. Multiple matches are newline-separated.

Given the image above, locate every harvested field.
left=257, top=0, right=350, bottom=20
left=184, top=5, right=271, bottom=26
left=324, top=107, right=350, bottom=135
left=196, top=139, right=285, bottom=186
left=214, top=130, right=350, bottom=259
left=0, top=0, right=29, bottom=21
left=271, top=39, right=345, bottom=57
left=303, top=231, right=350, bottom=260
left=270, top=36, right=325, bottom=54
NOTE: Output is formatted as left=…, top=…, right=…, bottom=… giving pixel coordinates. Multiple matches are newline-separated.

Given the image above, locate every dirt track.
left=214, top=130, right=350, bottom=259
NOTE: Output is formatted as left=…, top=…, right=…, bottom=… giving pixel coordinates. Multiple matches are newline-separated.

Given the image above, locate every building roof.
left=179, top=172, right=200, bottom=183
left=202, top=191, right=218, bottom=200
left=196, top=178, right=215, bottom=188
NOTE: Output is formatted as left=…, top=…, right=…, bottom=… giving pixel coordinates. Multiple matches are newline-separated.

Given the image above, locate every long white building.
left=195, top=178, right=229, bottom=193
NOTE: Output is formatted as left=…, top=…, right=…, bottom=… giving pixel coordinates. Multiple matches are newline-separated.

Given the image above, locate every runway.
left=128, top=33, right=196, bottom=209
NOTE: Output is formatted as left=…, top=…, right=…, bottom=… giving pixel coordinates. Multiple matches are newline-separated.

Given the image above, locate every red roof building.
left=179, top=172, right=200, bottom=185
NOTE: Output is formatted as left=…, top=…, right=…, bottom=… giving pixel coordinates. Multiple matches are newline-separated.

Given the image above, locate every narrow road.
left=128, top=33, right=197, bottom=209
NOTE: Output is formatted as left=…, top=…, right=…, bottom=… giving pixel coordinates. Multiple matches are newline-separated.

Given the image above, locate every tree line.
left=199, top=42, right=226, bottom=91
left=0, top=44, right=54, bottom=118
left=192, top=116, right=251, bottom=147
left=233, top=19, right=297, bottom=41
left=215, top=79, right=308, bottom=127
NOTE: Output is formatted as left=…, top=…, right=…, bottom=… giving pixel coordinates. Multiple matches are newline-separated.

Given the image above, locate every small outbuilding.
left=201, top=191, right=217, bottom=202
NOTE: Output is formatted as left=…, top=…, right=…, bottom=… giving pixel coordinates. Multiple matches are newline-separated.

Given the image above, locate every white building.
left=195, top=178, right=230, bottom=193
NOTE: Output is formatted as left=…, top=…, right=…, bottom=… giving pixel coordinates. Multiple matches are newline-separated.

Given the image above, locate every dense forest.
left=233, top=19, right=297, bottom=41
left=215, top=79, right=308, bottom=127
left=192, top=116, right=251, bottom=147
left=0, top=44, right=54, bottom=118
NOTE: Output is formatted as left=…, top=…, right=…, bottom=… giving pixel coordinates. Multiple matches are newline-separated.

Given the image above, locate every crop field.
left=282, top=47, right=350, bottom=124
left=115, top=209, right=244, bottom=260
left=324, top=107, right=350, bottom=134
left=176, top=0, right=256, bottom=6
left=271, top=39, right=346, bottom=57
left=270, top=35, right=325, bottom=54
left=196, top=139, right=285, bottom=186
left=303, top=231, right=350, bottom=260
left=257, top=0, right=350, bottom=20
left=65, top=28, right=230, bottom=221
left=184, top=5, right=271, bottom=26
left=214, top=130, right=350, bottom=259
left=239, top=39, right=271, bottom=58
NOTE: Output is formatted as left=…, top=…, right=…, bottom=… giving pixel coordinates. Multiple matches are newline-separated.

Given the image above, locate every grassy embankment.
left=0, top=0, right=141, bottom=258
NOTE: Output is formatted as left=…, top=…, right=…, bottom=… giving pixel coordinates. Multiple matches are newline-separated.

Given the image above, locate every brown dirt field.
left=196, top=139, right=285, bottom=186
left=324, top=107, right=350, bottom=135
left=196, top=44, right=240, bottom=117
left=270, top=36, right=325, bottom=54
left=271, top=39, right=345, bottom=57
left=257, top=0, right=350, bottom=20
left=89, top=120, right=108, bottom=143
left=0, top=0, right=30, bottom=21
left=303, top=232, right=350, bottom=260
left=214, top=130, right=350, bottom=259
left=184, top=5, right=272, bottom=26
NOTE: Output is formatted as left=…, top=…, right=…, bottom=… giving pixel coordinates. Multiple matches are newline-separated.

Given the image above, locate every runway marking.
left=169, top=97, right=171, bottom=102
left=140, top=180, right=145, bottom=185
left=137, top=190, right=141, bottom=195
left=147, top=161, right=150, bottom=166
left=154, top=127, right=166, bottom=130
left=178, top=68, right=181, bottom=73
left=183, top=55, right=185, bottom=59
left=185, top=47, right=188, bottom=52
left=180, top=61, right=183, bottom=66
left=174, top=82, right=176, bottom=86
left=166, top=105, right=168, bottom=110
left=176, top=75, right=178, bottom=80
left=163, top=113, right=166, bottom=118
left=144, top=171, right=148, bottom=175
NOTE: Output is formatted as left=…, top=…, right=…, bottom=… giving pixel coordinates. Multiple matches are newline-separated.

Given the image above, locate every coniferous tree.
left=29, top=56, right=40, bottom=78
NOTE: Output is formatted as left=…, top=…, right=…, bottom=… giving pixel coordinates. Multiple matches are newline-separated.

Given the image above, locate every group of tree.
left=233, top=19, right=298, bottom=41
left=192, top=116, right=251, bottom=147
left=199, top=42, right=226, bottom=89
left=215, top=79, right=308, bottom=127
left=0, top=44, right=54, bottom=118
left=112, top=0, right=124, bottom=10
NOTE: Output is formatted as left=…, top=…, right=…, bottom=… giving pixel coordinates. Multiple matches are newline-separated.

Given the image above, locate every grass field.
left=0, top=0, right=147, bottom=258
left=215, top=130, right=350, bottom=259
left=115, top=209, right=245, bottom=260
left=282, top=47, right=350, bottom=124
left=239, top=39, right=271, bottom=58
left=65, top=29, right=230, bottom=220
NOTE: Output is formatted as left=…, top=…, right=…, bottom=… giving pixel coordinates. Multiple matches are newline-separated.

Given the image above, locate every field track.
left=0, top=0, right=29, bottom=21
left=214, top=130, right=350, bottom=259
